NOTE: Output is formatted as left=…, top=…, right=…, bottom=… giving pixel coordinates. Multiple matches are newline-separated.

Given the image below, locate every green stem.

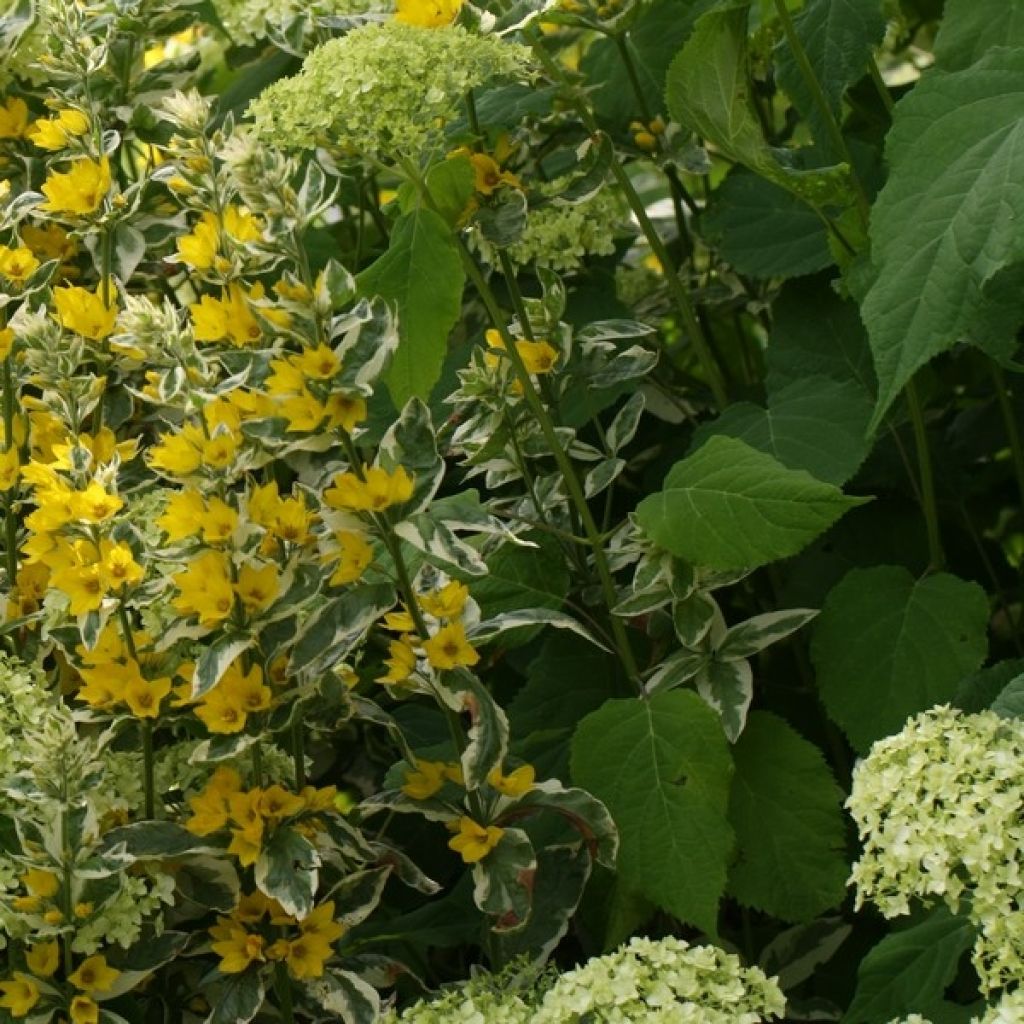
left=291, top=719, right=306, bottom=791
left=613, top=34, right=653, bottom=124
left=991, top=363, right=1024, bottom=517
left=141, top=720, right=155, bottom=820
left=905, top=377, right=944, bottom=570
left=867, top=57, right=895, bottom=114
left=274, top=962, right=295, bottom=1024
left=2, top=355, right=17, bottom=587
left=771, top=0, right=872, bottom=226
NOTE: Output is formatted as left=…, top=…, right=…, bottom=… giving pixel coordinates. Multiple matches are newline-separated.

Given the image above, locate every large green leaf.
left=690, top=376, right=872, bottom=485
left=811, top=566, right=990, bottom=750
left=861, top=49, right=1024, bottom=429
left=843, top=907, right=976, bottom=1024
left=933, top=0, right=1024, bottom=70
left=775, top=0, right=886, bottom=154
left=571, top=691, right=734, bottom=935
left=728, top=712, right=848, bottom=922
left=635, top=435, right=866, bottom=570
left=255, top=826, right=320, bottom=919
left=701, top=170, right=833, bottom=279
left=356, top=207, right=464, bottom=408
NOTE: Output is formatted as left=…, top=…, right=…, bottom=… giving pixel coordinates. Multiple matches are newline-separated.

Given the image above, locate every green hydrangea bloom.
left=848, top=706, right=1024, bottom=993
left=249, top=21, right=532, bottom=161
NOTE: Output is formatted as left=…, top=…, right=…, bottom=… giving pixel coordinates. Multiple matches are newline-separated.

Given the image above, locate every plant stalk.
left=905, top=377, right=944, bottom=570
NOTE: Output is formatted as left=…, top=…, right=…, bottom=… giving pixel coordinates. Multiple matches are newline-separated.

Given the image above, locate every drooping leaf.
left=774, top=0, right=886, bottom=154
left=356, top=207, right=464, bottom=407
left=691, top=376, right=873, bottom=485
left=471, top=826, right=536, bottom=929
left=192, top=633, right=252, bottom=699
left=254, top=826, right=320, bottom=919
left=306, top=969, right=380, bottom=1024
left=989, top=673, right=1024, bottom=719
left=728, top=712, right=848, bottom=922
left=571, top=692, right=734, bottom=935
left=844, top=907, right=976, bottom=1024
left=933, top=0, right=1024, bottom=70
left=861, top=49, right=1024, bottom=429
left=811, top=566, right=990, bottom=750
left=636, top=435, right=867, bottom=570
left=701, top=170, right=833, bottom=279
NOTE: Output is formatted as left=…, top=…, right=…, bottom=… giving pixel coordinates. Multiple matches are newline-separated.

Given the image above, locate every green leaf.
left=701, top=170, right=833, bottom=279
left=691, top=376, right=873, bottom=485
left=844, top=907, right=976, bottom=1024
left=571, top=692, right=734, bottom=935
left=759, top=917, right=852, bottom=990
left=861, top=49, right=1024, bottom=429
left=192, top=633, right=251, bottom=699
left=423, top=156, right=475, bottom=228
left=811, top=566, right=990, bottom=750
left=356, top=207, right=464, bottom=408
left=437, top=670, right=508, bottom=791
left=204, top=968, right=265, bottom=1024
left=728, top=712, right=848, bottom=922
left=636, top=435, right=867, bottom=570
left=696, top=657, right=753, bottom=742
left=775, top=0, right=886, bottom=154
left=717, top=608, right=819, bottom=660
left=933, top=0, right=1024, bottom=70
left=101, top=822, right=213, bottom=860
left=255, top=826, right=320, bottom=919
left=306, top=969, right=380, bottom=1024
left=954, top=657, right=1024, bottom=713
left=471, top=826, right=536, bottom=929
left=990, top=673, right=1024, bottom=719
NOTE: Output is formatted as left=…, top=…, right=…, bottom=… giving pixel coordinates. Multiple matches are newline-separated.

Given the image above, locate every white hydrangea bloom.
left=847, top=705, right=1024, bottom=993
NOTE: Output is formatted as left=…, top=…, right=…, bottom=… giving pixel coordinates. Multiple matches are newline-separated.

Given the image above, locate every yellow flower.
left=219, top=659, right=272, bottom=714
left=487, top=763, right=536, bottom=797
left=24, top=941, right=59, bottom=977
left=123, top=674, right=172, bottom=719
left=234, top=561, right=280, bottom=612
left=148, top=426, right=203, bottom=477
left=0, top=447, right=19, bottom=491
left=0, top=328, right=13, bottom=361
left=328, top=530, right=373, bottom=586
left=52, top=283, right=118, bottom=340
left=27, top=108, right=90, bottom=150
left=271, top=496, right=312, bottom=544
left=210, top=922, right=265, bottom=973
left=194, top=687, right=248, bottom=735
left=0, top=246, right=40, bottom=284
left=0, top=97, right=29, bottom=139
left=21, top=222, right=77, bottom=264
left=176, top=211, right=220, bottom=269
left=0, top=973, right=40, bottom=1017
left=21, top=868, right=59, bottom=898
left=69, top=995, right=100, bottom=1024
left=40, top=156, right=111, bottom=216
left=222, top=204, right=263, bottom=242
left=484, top=330, right=559, bottom=376
left=422, top=622, right=480, bottom=670
left=394, top=0, right=462, bottom=27
left=324, top=466, right=414, bottom=513
left=189, top=292, right=230, bottom=341
left=401, top=760, right=446, bottom=800
left=284, top=933, right=333, bottom=979
left=201, top=431, right=239, bottom=470
left=258, top=784, right=305, bottom=821
left=300, top=901, right=346, bottom=943
left=156, top=489, right=204, bottom=540
left=376, top=636, right=417, bottom=685
left=100, top=540, right=144, bottom=589
left=292, top=344, right=340, bottom=380
left=447, top=816, right=504, bottom=863
left=467, top=152, right=521, bottom=196
left=68, top=954, right=120, bottom=994
left=70, top=480, right=123, bottom=522
left=200, top=496, right=239, bottom=545
left=325, top=393, right=368, bottom=433
left=171, top=550, right=235, bottom=626
left=419, top=580, right=469, bottom=619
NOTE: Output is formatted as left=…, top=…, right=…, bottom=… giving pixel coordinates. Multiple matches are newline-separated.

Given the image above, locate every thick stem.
left=905, top=377, right=944, bottom=571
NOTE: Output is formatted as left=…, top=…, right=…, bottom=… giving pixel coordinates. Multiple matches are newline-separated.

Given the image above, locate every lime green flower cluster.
left=384, top=937, right=785, bottom=1023
left=889, top=988, right=1024, bottom=1023
left=848, top=706, right=1024, bottom=993
left=248, top=21, right=532, bottom=160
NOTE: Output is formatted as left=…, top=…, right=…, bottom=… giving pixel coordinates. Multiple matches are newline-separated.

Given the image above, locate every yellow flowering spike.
left=328, top=530, right=373, bottom=586
left=69, top=995, right=100, bottom=1024
left=50, top=561, right=106, bottom=615
left=0, top=97, right=29, bottom=139
left=200, top=496, right=239, bottom=545
left=419, top=580, right=469, bottom=619
left=220, top=660, right=272, bottom=714
left=401, top=760, right=446, bottom=800
left=195, top=687, right=248, bottom=735
left=0, top=245, right=40, bottom=284
left=52, top=283, right=118, bottom=340
left=172, top=550, right=235, bottom=626
left=447, top=816, right=504, bottom=863
left=394, top=0, right=463, bottom=27
left=201, top=431, right=239, bottom=470
left=156, top=489, right=206, bottom=540
left=68, top=954, right=120, bottom=994
left=70, top=481, right=123, bottom=522
left=176, top=211, right=220, bottom=269
left=25, top=940, right=59, bottom=977
left=284, top=933, right=334, bottom=979
left=123, top=675, right=172, bottom=719
left=0, top=973, right=40, bottom=1017
left=210, top=923, right=265, bottom=973
left=27, top=108, right=90, bottom=150
left=422, top=621, right=480, bottom=670
left=40, top=156, right=111, bottom=216
left=324, top=465, right=414, bottom=513
left=0, top=447, right=19, bottom=491
left=487, top=763, right=536, bottom=797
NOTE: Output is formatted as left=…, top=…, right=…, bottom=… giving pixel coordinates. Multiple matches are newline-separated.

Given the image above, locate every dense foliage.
left=0, top=0, right=1021, bottom=1020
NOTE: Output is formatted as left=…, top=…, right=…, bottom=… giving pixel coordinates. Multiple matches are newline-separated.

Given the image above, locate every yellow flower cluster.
left=0, top=950, right=117, bottom=1021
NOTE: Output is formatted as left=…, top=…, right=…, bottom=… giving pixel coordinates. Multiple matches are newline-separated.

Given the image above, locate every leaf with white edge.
left=645, top=649, right=709, bottom=697
left=471, top=826, right=536, bottom=930
left=326, top=867, right=391, bottom=928
left=378, top=397, right=444, bottom=517
left=576, top=319, right=657, bottom=343
left=990, top=673, right=1024, bottom=719
left=861, top=48, right=1024, bottom=430
left=356, top=206, right=464, bottom=408
left=696, top=657, right=753, bottom=742
left=728, top=712, right=848, bottom=922
left=469, top=609, right=610, bottom=651
left=333, top=297, right=398, bottom=393
left=101, top=822, right=216, bottom=861
left=843, top=907, right=976, bottom=1024
left=701, top=170, right=832, bottom=279
left=636, top=436, right=867, bottom=570
left=513, top=781, right=619, bottom=868
left=933, top=0, right=1024, bottom=70
left=394, top=517, right=487, bottom=576
left=205, top=969, right=264, bottom=1024
left=606, top=392, right=646, bottom=454
left=584, top=457, right=626, bottom=498
left=672, top=590, right=719, bottom=648
left=174, top=856, right=240, bottom=915
left=717, top=608, right=818, bottom=660
left=436, top=670, right=508, bottom=790
left=192, top=633, right=251, bottom=700
left=306, top=969, right=380, bottom=1024
left=775, top=0, right=886, bottom=153
left=254, top=826, right=320, bottom=919
left=571, top=692, right=734, bottom=935
left=691, top=376, right=873, bottom=485
left=101, top=932, right=190, bottom=999
left=811, top=566, right=990, bottom=751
